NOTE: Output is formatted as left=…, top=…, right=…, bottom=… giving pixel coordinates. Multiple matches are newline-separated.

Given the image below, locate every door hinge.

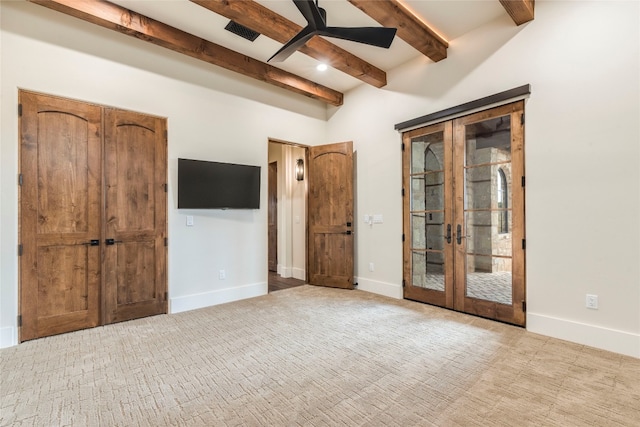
left=522, top=301, right=527, bottom=312
left=164, top=291, right=168, bottom=301
left=18, top=104, right=22, bottom=117
left=18, top=244, right=23, bottom=256
left=164, top=130, right=168, bottom=140
left=401, top=142, right=405, bottom=151
left=164, top=183, right=168, bottom=192
left=401, top=188, right=405, bottom=197
left=17, top=314, right=22, bottom=327
left=521, top=176, right=525, bottom=187
left=18, top=174, right=23, bottom=186
left=402, top=234, right=405, bottom=242
left=164, top=237, right=168, bottom=247
left=522, top=239, right=526, bottom=250
left=402, top=279, right=406, bottom=288
left=521, top=113, right=525, bottom=125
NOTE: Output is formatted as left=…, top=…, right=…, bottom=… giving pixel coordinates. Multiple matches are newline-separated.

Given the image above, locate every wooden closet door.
left=103, top=109, right=167, bottom=324
left=19, top=91, right=102, bottom=341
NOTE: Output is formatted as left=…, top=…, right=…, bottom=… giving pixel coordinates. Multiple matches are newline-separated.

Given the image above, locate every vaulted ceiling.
left=29, top=0, right=534, bottom=106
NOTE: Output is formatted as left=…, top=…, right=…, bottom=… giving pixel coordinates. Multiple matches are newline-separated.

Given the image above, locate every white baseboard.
left=169, top=282, right=267, bottom=314
left=527, top=313, right=640, bottom=358
left=292, top=268, right=306, bottom=281
left=0, top=326, right=17, bottom=349
left=356, top=277, right=403, bottom=299
left=279, top=266, right=292, bottom=278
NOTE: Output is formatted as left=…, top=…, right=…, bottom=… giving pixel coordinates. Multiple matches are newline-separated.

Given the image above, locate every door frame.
left=267, top=139, right=310, bottom=284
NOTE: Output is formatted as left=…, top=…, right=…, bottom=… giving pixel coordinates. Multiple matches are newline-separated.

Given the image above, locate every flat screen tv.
left=178, top=158, right=261, bottom=209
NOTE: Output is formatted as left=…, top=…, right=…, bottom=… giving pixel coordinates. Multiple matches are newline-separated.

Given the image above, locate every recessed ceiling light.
left=316, top=63, right=328, bottom=71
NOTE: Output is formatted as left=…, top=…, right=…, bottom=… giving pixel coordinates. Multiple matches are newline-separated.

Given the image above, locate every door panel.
left=403, top=101, right=525, bottom=326
left=19, top=92, right=102, bottom=341
left=453, top=102, right=525, bottom=325
left=103, top=109, right=167, bottom=324
left=403, top=122, right=454, bottom=308
left=308, top=142, right=354, bottom=289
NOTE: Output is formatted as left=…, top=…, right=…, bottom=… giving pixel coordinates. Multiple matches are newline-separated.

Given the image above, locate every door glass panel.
left=463, top=116, right=513, bottom=305
left=410, top=130, right=446, bottom=293
left=465, top=255, right=512, bottom=305
left=412, top=251, right=445, bottom=291
left=411, top=212, right=444, bottom=249
left=465, top=116, right=511, bottom=166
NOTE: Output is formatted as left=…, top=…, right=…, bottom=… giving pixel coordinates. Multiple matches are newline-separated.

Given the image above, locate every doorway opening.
left=267, top=139, right=307, bottom=292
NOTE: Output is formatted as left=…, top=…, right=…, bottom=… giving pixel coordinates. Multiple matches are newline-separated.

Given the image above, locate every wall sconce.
left=295, top=158, right=304, bottom=181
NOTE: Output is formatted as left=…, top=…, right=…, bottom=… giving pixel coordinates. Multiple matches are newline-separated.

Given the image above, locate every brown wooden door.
left=452, top=102, right=526, bottom=325
left=308, top=142, right=354, bottom=289
left=19, top=92, right=102, bottom=341
left=103, top=108, right=168, bottom=324
left=402, top=101, right=526, bottom=326
left=403, top=122, right=454, bottom=309
left=268, top=161, right=278, bottom=272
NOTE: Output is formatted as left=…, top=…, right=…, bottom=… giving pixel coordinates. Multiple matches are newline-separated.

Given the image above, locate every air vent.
left=224, top=21, right=260, bottom=42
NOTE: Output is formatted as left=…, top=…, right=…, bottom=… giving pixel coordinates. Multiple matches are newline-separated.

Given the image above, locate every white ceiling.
left=108, top=0, right=507, bottom=92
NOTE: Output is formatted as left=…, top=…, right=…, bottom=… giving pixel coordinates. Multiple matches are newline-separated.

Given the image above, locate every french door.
left=402, top=102, right=525, bottom=326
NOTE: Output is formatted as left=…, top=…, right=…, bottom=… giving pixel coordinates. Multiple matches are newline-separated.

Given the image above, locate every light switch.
left=373, top=214, right=383, bottom=224
left=186, top=215, right=194, bottom=227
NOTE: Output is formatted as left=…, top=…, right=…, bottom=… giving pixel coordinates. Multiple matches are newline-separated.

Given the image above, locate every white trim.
left=0, top=327, right=17, bottom=349
left=292, top=267, right=306, bottom=281
left=356, top=277, right=403, bottom=299
left=169, top=282, right=267, bottom=314
left=279, top=266, right=292, bottom=278
left=527, top=313, right=640, bottom=359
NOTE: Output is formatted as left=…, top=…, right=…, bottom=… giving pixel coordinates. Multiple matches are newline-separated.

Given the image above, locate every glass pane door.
left=403, top=122, right=454, bottom=308
left=453, top=102, right=526, bottom=325
left=402, top=101, right=525, bottom=326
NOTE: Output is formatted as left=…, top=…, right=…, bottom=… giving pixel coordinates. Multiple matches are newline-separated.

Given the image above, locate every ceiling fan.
left=268, top=0, right=397, bottom=63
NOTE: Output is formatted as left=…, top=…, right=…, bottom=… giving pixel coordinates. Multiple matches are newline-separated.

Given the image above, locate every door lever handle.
left=105, top=238, right=123, bottom=245
left=83, top=239, right=100, bottom=246
left=445, top=224, right=452, bottom=244
left=456, top=225, right=462, bottom=245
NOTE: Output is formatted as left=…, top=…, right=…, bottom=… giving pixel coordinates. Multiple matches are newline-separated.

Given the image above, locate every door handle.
left=345, top=230, right=353, bottom=235
left=456, top=225, right=462, bottom=245
left=105, top=238, right=123, bottom=245
left=445, top=224, right=452, bottom=244
left=83, top=239, right=100, bottom=246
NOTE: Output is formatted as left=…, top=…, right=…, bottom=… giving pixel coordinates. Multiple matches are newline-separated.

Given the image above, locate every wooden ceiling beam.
left=347, top=0, right=448, bottom=62
left=28, top=0, right=343, bottom=106
left=190, top=0, right=388, bottom=88
left=499, top=0, right=535, bottom=25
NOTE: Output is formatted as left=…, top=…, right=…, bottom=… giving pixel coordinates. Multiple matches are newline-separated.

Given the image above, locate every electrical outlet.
left=586, top=294, right=598, bottom=309
left=186, top=215, right=194, bottom=227
left=219, top=270, right=226, bottom=280
left=369, top=262, right=374, bottom=272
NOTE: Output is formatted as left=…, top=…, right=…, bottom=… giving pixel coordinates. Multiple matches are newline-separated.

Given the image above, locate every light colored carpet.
left=1, top=285, right=639, bottom=426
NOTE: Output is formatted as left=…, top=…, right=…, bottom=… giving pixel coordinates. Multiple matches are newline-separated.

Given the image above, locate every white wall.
left=327, top=1, right=640, bottom=357
left=0, top=1, right=326, bottom=347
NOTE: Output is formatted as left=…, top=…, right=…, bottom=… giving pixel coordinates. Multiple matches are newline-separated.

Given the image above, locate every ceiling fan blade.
left=293, top=0, right=326, bottom=29
left=268, top=26, right=317, bottom=62
left=321, top=27, right=397, bottom=49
